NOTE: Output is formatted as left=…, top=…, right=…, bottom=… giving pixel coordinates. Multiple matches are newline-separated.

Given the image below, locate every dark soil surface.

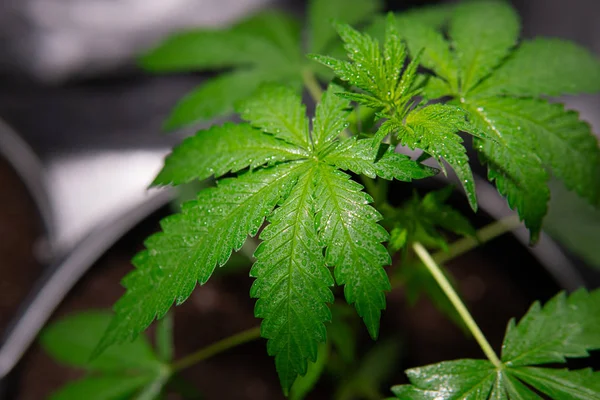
left=0, top=158, right=561, bottom=400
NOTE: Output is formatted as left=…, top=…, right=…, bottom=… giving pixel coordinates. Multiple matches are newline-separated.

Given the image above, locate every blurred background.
left=0, top=0, right=599, bottom=398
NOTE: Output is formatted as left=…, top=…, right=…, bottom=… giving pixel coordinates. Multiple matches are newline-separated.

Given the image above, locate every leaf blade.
left=139, top=13, right=291, bottom=72
left=465, top=98, right=552, bottom=241
left=475, top=38, right=600, bottom=97
left=251, top=165, right=334, bottom=393
left=323, top=138, right=437, bottom=181
left=312, top=84, right=351, bottom=149
left=502, top=289, right=600, bottom=366
left=97, top=162, right=306, bottom=353
left=50, top=375, right=154, bottom=400
left=391, top=359, right=496, bottom=400
left=40, top=311, right=160, bottom=373
left=510, top=367, right=600, bottom=400
left=449, top=0, right=520, bottom=93
left=308, top=0, right=382, bottom=54
left=161, top=69, right=269, bottom=130
left=315, top=165, right=391, bottom=339
left=153, top=123, right=308, bottom=186
left=239, top=84, right=310, bottom=149
left=403, top=104, right=482, bottom=210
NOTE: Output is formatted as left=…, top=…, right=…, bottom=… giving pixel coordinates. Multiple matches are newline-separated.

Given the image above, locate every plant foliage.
left=90, top=0, right=600, bottom=397
left=386, top=187, right=475, bottom=253
left=97, top=84, right=436, bottom=393
left=40, top=312, right=170, bottom=400
left=392, top=0, right=600, bottom=241
left=392, top=289, right=600, bottom=399
left=312, top=14, right=491, bottom=212
left=141, top=0, right=382, bottom=130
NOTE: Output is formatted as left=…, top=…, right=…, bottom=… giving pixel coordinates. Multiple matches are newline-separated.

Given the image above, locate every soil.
left=0, top=157, right=563, bottom=400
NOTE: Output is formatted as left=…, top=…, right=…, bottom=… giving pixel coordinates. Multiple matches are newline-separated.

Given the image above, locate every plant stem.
left=302, top=69, right=323, bottom=102
left=412, top=242, right=502, bottom=368
left=170, top=326, right=261, bottom=372
left=301, top=69, right=351, bottom=139
left=432, top=214, right=522, bottom=265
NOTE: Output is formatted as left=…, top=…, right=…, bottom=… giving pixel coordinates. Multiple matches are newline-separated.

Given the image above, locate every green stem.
left=301, top=69, right=351, bottom=139
left=302, top=69, right=323, bottom=102
left=412, top=242, right=502, bottom=368
left=432, top=214, right=522, bottom=265
left=170, top=326, right=262, bottom=372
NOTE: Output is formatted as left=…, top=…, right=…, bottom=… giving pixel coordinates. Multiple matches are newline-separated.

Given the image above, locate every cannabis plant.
left=39, top=1, right=600, bottom=399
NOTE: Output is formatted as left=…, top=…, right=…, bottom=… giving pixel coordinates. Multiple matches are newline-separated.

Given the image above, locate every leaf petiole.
left=170, top=326, right=261, bottom=372
left=412, top=242, right=502, bottom=368
left=433, top=214, right=522, bottom=265
left=302, top=68, right=324, bottom=102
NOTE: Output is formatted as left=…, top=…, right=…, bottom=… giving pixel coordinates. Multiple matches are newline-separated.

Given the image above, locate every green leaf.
left=475, top=38, right=600, bottom=97
left=50, top=375, right=155, bottom=400
left=502, top=289, right=600, bottom=366
left=290, top=341, right=330, bottom=400
left=353, top=339, right=400, bottom=391
left=392, top=359, right=496, bottom=399
left=161, top=69, right=266, bottom=130
left=472, top=97, right=600, bottom=206
left=545, top=179, right=600, bottom=269
left=312, top=84, right=351, bottom=149
left=336, top=339, right=401, bottom=400
left=315, top=165, right=391, bottom=339
left=139, top=10, right=306, bottom=129
left=100, top=81, right=439, bottom=393
left=479, top=139, right=548, bottom=243
left=238, top=84, right=310, bottom=149
left=422, top=75, right=453, bottom=100
left=308, top=0, right=382, bottom=54
left=153, top=123, right=308, bottom=186
left=391, top=290, right=600, bottom=399
left=139, top=12, right=291, bottom=72
left=403, top=0, right=600, bottom=240
left=387, top=187, right=475, bottom=253
left=232, top=10, right=302, bottom=62
left=510, top=367, right=600, bottom=400
left=400, top=104, right=484, bottom=210
left=251, top=166, right=334, bottom=393
left=464, top=95, right=600, bottom=241
left=311, top=16, right=416, bottom=113
left=323, top=138, right=438, bottom=181
left=365, top=4, right=454, bottom=41
left=396, top=4, right=454, bottom=28
left=395, top=19, right=456, bottom=87
left=464, top=99, right=552, bottom=241
left=420, top=187, right=476, bottom=238
left=40, top=311, right=160, bottom=373
left=449, top=1, right=520, bottom=94
left=97, top=162, right=305, bottom=352
left=311, top=24, right=388, bottom=100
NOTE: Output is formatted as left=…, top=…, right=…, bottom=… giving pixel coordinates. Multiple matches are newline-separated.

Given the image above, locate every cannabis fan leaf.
left=395, top=0, right=600, bottom=242
left=385, top=186, right=475, bottom=254
left=141, top=0, right=382, bottom=130
left=98, top=84, right=436, bottom=392
left=391, top=289, right=600, bottom=399
left=41, top=312, right=170, bottom=400
left=312, top=14, right=488, bottom=212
